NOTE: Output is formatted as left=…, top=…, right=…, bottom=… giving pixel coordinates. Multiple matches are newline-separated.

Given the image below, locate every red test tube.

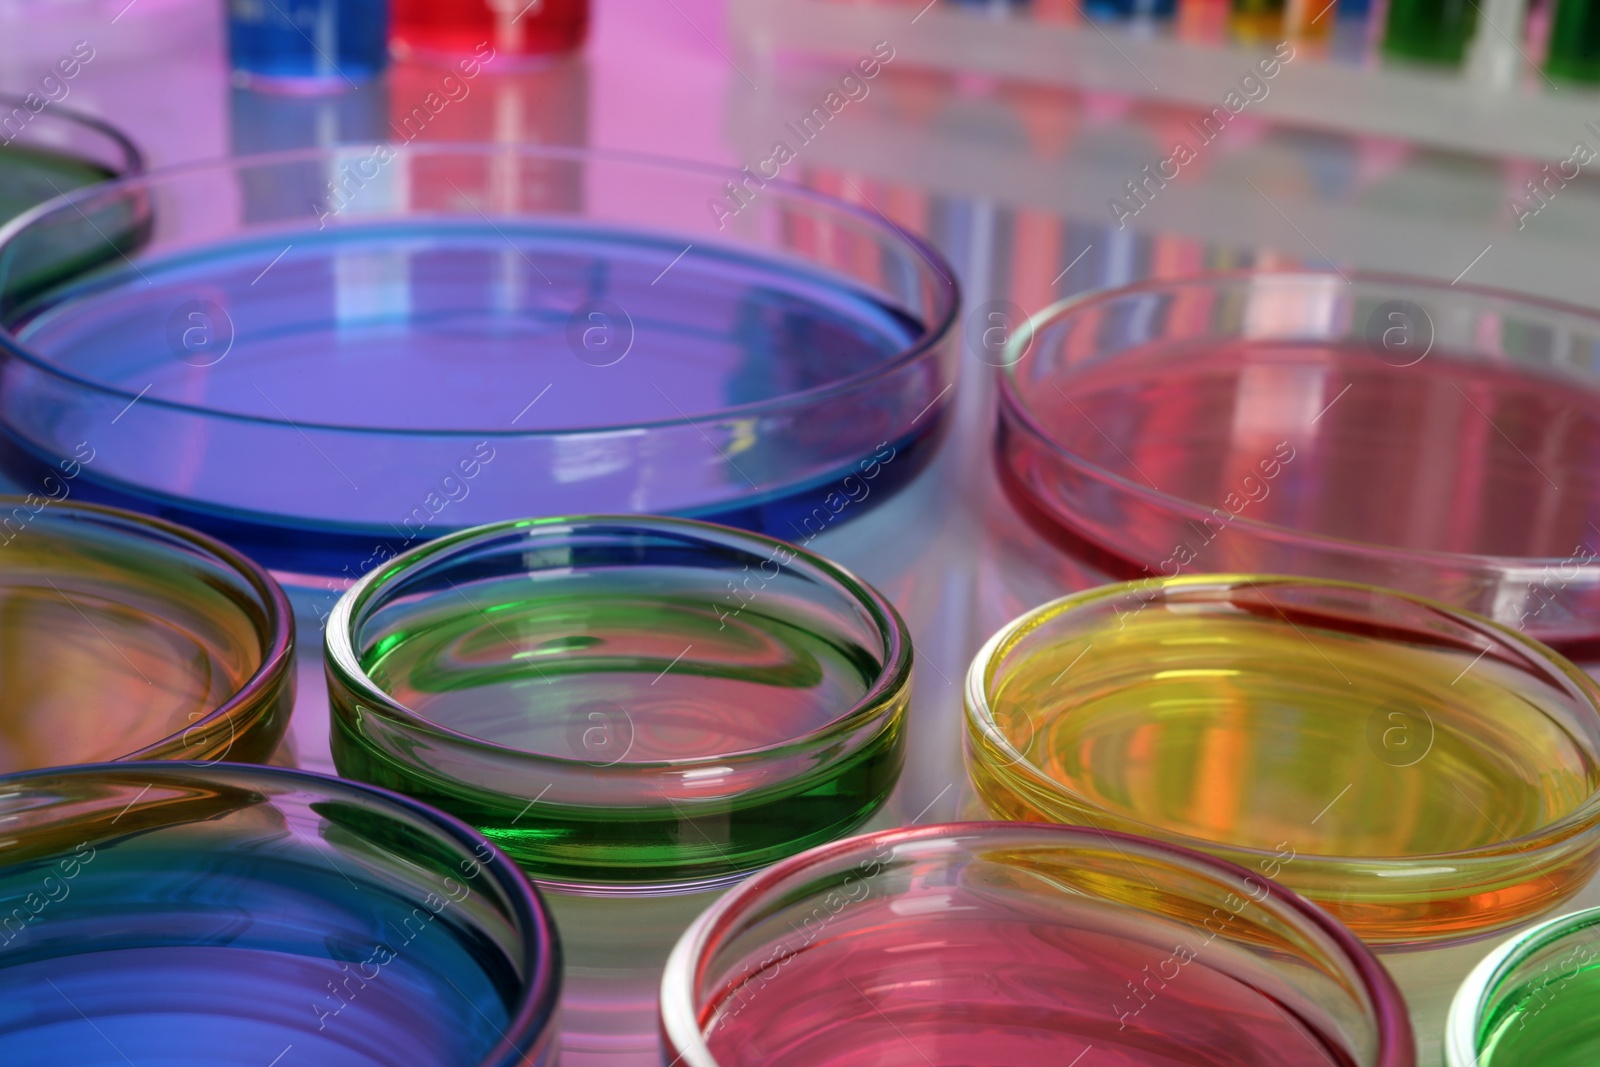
left=391, top=0, right=589, bottom=63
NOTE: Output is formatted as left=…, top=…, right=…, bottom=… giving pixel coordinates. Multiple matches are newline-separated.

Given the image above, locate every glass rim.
left=1, top=497, right=295, bottom=762
left=0, top=760, right=563, bottom=1067
left=0, top=142, right=961, bottom=437
left=324, top=513, right=914, bottom=770
left=998, top=267, right=1600, bottom=571
left=1445, top=904, right=1600, bottom=1066
left=0, top=93, right=146, bottom=177
left=659, top=820, right=1416, bottom=1067
left=964, top=572, right=1600, bottom=866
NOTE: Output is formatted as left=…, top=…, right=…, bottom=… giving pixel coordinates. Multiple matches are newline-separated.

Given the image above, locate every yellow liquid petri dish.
left=965, top=575, right=1600, bottom=945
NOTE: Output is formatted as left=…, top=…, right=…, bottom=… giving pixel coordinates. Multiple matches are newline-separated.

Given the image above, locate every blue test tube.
left=227, top=0, right=389, bottom=91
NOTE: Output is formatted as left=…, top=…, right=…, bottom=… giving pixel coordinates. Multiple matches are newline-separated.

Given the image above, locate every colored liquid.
left=6, top=219, right=935, bottom=574
left=0, top=821, right=517, bottom=1065
left=1382, top=0, right=1477, bottom=63
left=333, top=566, right=904, bottom=884
left=1546, top=0, right=1600, bottom=83
left=1478, top=953, right=1600, bottom=1065
left=392, top=0, right=588, bottom=59
left=980, top=609, right=1598, bottom=859
left=703, top=891, right=1352, bottom=1066
left=227, top=0, right=388, bottom=85
left=0, top=144, right=115, bottom=225
left=0, top=526, right=260, bottom=772
left=1021, top=338, right=1600, bottom=561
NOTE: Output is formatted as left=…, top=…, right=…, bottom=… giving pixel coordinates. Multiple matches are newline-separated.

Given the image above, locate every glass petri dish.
left=0, top=95, right=148, bottom=304
left=999, top=271, right=1600, bottom=657
left=0, top=499, right=294, bottom=772
left=660, top=821, right=1415, bottom=1067
left=1447, top=905, right=1600, bottom=1066
left=0, top=144, right=958, bottom=580
left=324, top=514, right=912, bottom=893
left=965, top=574, right=1600, bottom=946
left=0, top=762, right=560, bottom=1067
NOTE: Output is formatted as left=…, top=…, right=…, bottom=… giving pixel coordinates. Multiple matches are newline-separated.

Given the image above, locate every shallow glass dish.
left=0, top=144, right=958, bottom=580
left=660, top=821, right=1415, bottom=1066
left=965, top=574, right=1600, bottom=946
left=0, top=499, right=293, bottom=772
left=1447, top=905, right=1600, bottom=1066
left=0, top=94, right=147, bottom=302
left=325, top=515, right=911, bottom=893
left=999, top=271, right=1600, bottom=656
left=0, top=762, right=560, bottom=1067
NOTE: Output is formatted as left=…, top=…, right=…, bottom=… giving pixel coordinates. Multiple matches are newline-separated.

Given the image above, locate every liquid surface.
left=0, top=525, right=258, bottom=771
left=16, top=221, right=922, bottom=432
left=1022, top=338, right=1600, bottom=559
left=704, top=888, right=1351, bottom=1066
left=0, top=144, right=116, bottom=225
left=1481, top=954, right=1600, bottom=1066
left=363, top=569, right=879, bottom=760
left=987, top=607, right=1599, bottom=857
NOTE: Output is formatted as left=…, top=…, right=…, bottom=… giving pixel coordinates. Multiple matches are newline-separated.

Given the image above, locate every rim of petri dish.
left=0, top=93, right=146, bottom=182
left=996, top=269, right=1600, bottom=652
left=659, top=821, right=1416, bottom=1067
left=964, top=573, right=1600, bottom=944
left=324, top=514, right=913, bottom=891
left=0, top=761, right=562, bottom=1067
left=0, top=143, right=957, bottom=435
left=1, top=498, right=295, bottom=766
left=1445, top=905, right=1600, bottom=1067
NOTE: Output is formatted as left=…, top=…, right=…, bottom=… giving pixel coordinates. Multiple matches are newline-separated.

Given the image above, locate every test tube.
left=1547, top=0, right=1600, bottom=81
left=390, top=0, right=589, bottom=63
left=227, top=0, right=389, bottom=90
left=1382, top=0, right=1478, bottom=63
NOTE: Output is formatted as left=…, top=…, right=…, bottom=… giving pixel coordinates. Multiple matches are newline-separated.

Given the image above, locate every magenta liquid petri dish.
left=999, top=271, right=1600, bottom=657
left=660, top=822, right=1414, bottom=1067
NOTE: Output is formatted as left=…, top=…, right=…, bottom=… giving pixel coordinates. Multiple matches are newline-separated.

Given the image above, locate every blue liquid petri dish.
left=227, top=0, right=389, bottom=90
left=0, top=762, right=560, bottom=1067
left=0, top=145, right=959, bottom=581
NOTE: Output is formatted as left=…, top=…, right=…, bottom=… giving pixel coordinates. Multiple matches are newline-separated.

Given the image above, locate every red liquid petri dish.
left=390, top=0, right=588, bottom=63
left=999, top=271, right=1600, bottom=658
left=661, top=822, right=1414, bottom=1066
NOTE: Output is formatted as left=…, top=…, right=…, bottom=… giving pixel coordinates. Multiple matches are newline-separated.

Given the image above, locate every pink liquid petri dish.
left=998, top=271, right=1600, bottom=658
left=660, top=822, right=1414, bottom=1067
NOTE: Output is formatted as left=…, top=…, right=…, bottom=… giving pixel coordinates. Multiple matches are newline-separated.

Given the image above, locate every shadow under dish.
left=661, top=822, right=1414, bottom=1067
left=0, top=500, right=293, bottom=772
left=0, top=146, right=957, bottom=578
left=0, top=763, right=559, bottom=1067
left=326, top=516, right=910, bottom=892
left=965, top=575, right=1600, bottom=945
left=999, top=271, right=1600, bottom=656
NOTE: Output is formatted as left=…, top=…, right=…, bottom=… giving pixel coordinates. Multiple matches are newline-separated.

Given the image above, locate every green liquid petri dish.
left=1382, top=0, right=1479, bottom=63
left=0, top=500, right=294, bottom=771
left=325, top=515, right=911, bottom=893
left=1448, top=905, right=1600, bottom=1066
left=0, top=96, right=149, bottom=307
left=1546, top=0, right=1600, bottom=82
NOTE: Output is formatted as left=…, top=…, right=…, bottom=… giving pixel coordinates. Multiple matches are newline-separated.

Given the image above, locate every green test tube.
left=1547, top=0, right=1600, bottom=82
left=1382, top=0, right=1479, bottom=63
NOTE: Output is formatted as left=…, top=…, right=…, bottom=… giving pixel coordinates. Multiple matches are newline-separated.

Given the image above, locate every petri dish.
left=0, top=762, right=560, bottom=1067
left=660, top=821, right=1415, bottom=1067
left=0, top=95, right=148, bottom=304
left=0, top=499, right=294, bottom=772
left=965, top=574, right=1600, bottom=945
left=1447, top=905, right=1600, bottom=1067
left=324, top=514, right=912, bottom=893
left=998, top=271, right=1600, bottom=657
left=0, top=145, right=959, bottom=580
